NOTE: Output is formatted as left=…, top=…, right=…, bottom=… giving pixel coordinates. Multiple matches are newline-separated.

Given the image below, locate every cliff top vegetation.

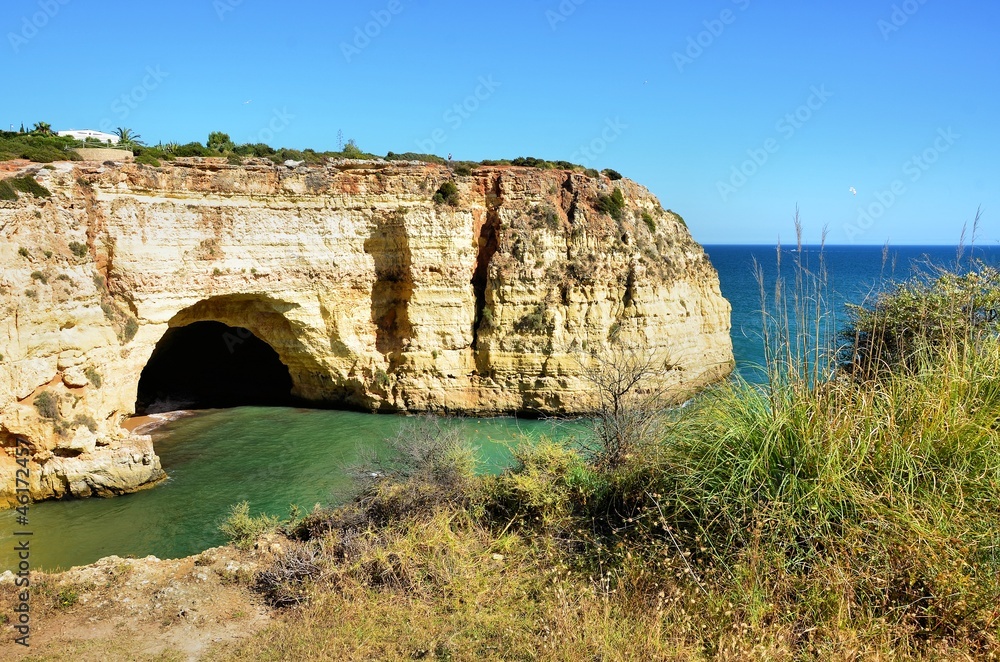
left=0, top=127, right=624, bottom=180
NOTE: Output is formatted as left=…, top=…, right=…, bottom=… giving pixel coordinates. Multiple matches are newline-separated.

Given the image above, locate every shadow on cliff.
left=365, top=211, right=414, bottom=369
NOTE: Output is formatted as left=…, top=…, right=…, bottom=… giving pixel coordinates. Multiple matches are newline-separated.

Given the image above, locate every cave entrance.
left=136, top=321, right=295, bottom=414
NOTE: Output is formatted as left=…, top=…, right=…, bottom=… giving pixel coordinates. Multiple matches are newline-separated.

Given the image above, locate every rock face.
left=0, top=158, right=733, bottom=507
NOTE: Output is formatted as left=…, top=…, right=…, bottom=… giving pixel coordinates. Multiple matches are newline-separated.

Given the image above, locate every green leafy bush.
left=514, top=304, right=551, bottom=335
left=666, top=209, right=687, bottom=228
left=135, top=154, right=161, bottom=167
left=595, top=188, right=626, bottom=221
left=4, top=175, right=51, bottom=198
left=68, top=241, right=88, bottom=258
left=641, top=211, right=655, bottom=232
left=602, top=168, right=623, bottom=180
left=208, top=131, right=236, bottom=153
left=840, top=265, right=1000, bottom=377
left=0, top=132, right=80, bottom=163
left=432, top=181, right=460, bottom=206
left=220, top=501, right=280, bottom=550
left=385, top=151, right=446, bottom=165
left=33, top=391, right=60, bottom=419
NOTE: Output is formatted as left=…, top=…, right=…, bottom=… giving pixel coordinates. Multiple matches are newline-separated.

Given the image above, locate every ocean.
left=704, top=244, right=1000, bottom=381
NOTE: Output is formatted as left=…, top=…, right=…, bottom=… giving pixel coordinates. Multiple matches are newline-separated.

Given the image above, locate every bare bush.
left=577, top=340, right=674, bottom=469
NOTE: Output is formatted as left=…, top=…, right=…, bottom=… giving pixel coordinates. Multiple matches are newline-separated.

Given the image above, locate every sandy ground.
left=121, top=411, right=196, bottom=435
left=0, top=544, right=276, bottom=661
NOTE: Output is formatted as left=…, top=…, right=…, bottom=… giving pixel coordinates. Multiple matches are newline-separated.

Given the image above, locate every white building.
left=57, top=129, right=119, bottom=144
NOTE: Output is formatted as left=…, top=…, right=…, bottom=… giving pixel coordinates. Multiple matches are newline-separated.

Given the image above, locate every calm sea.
left=6, top=244, right=999, bottom=570
left=704, top=244, right=1000, bottom=381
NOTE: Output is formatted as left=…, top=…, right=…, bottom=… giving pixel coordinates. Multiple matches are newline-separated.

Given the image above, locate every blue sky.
left=3, top=0, right=997, bottom=245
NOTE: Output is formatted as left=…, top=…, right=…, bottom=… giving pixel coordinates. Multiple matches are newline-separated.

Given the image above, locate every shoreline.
left=121, top=410, right=196, bottom=436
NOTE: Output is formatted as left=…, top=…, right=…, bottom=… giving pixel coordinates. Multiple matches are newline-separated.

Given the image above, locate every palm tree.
left=114, top=127, right=144, bottom=149
left=32, top=122, right=52, bottom=136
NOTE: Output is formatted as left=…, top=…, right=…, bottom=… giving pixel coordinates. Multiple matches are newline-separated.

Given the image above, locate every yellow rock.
left=0, top=159, right=733, bottom=507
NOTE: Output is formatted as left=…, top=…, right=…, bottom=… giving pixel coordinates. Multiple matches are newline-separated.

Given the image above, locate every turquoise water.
left=2, top=408, right=587, bottom=571
left=8, top=244, right=999, bottom=572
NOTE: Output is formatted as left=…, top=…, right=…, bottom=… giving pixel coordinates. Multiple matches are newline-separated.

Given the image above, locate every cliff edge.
left=0, top=158, right=733, bottom=507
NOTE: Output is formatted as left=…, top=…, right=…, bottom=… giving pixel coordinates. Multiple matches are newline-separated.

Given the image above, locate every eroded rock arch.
left=136, top=295, right=331, bottom=413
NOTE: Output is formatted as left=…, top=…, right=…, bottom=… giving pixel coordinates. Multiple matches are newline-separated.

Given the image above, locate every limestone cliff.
left=0, top=158, right=733, bottom=507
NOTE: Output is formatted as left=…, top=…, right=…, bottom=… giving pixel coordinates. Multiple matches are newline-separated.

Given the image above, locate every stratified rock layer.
left=0, top=158, right=733, bottom=507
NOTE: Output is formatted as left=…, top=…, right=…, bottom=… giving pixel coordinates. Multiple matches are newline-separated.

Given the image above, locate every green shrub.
left=432, top=180, right=460, bottom=206
left=220, top=501, right=280, bottom=550
left=0, top=180, right=15, bottom=201
left=584, top=168, right=600, bottom=178
left=9, top=175, right=52, bottom=198
left=84, top=367, right=102, bottom=388
left=24, top=288, right=37, bottom=299
left=0, top=132, right=80, bottom=163
left=840, top=265, right=1000, bottom=377
left=68, top=241, right=88, bottom=258
left=595, top=188, right=626, bottom=221
left=385, top=151, right=446, bottom=165
left=33, top=391, right=60, bottom=419
left=666, top=209, right=687, bottom=228
left=602, top=168, right=623, bottom=180
left=72, top=414, right=98, bottom=432
left=484, top=440, right=599, bottom=537
left=479, top=307, right=495, bottom=332
left=227, top=153, right=243, bottom=165
left=173, top=142, right=210, bottom=157
left=18, top=247, right=29, bottom=258
left=208, top=131, right=236, bottom=153
left=641, top=211, right=655, bottom=232
left=57, top=588, right=79, bottom=609
left=342, top=140, right=364, bottom=158
left=123, top=317, right=139, bottom=343
left=135, top=154, right=161, bottom=167
left=30, top=270, right=47, bottom=284
left=514, top=304, right=551, bottom=335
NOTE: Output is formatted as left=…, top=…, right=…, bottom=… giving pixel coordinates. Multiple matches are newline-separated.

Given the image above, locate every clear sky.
left=3, top=0, right=997, bottom=245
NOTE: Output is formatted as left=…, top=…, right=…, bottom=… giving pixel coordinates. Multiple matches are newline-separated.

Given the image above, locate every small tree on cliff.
left=208, top=131, right=236, bottom=153
left=578, top=339, right=674, bottom=469
left=114, top=127, right=144, bottom=149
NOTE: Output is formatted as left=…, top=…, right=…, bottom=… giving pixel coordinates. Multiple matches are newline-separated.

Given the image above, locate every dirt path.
left=1, top=546, right=274, bottom=661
